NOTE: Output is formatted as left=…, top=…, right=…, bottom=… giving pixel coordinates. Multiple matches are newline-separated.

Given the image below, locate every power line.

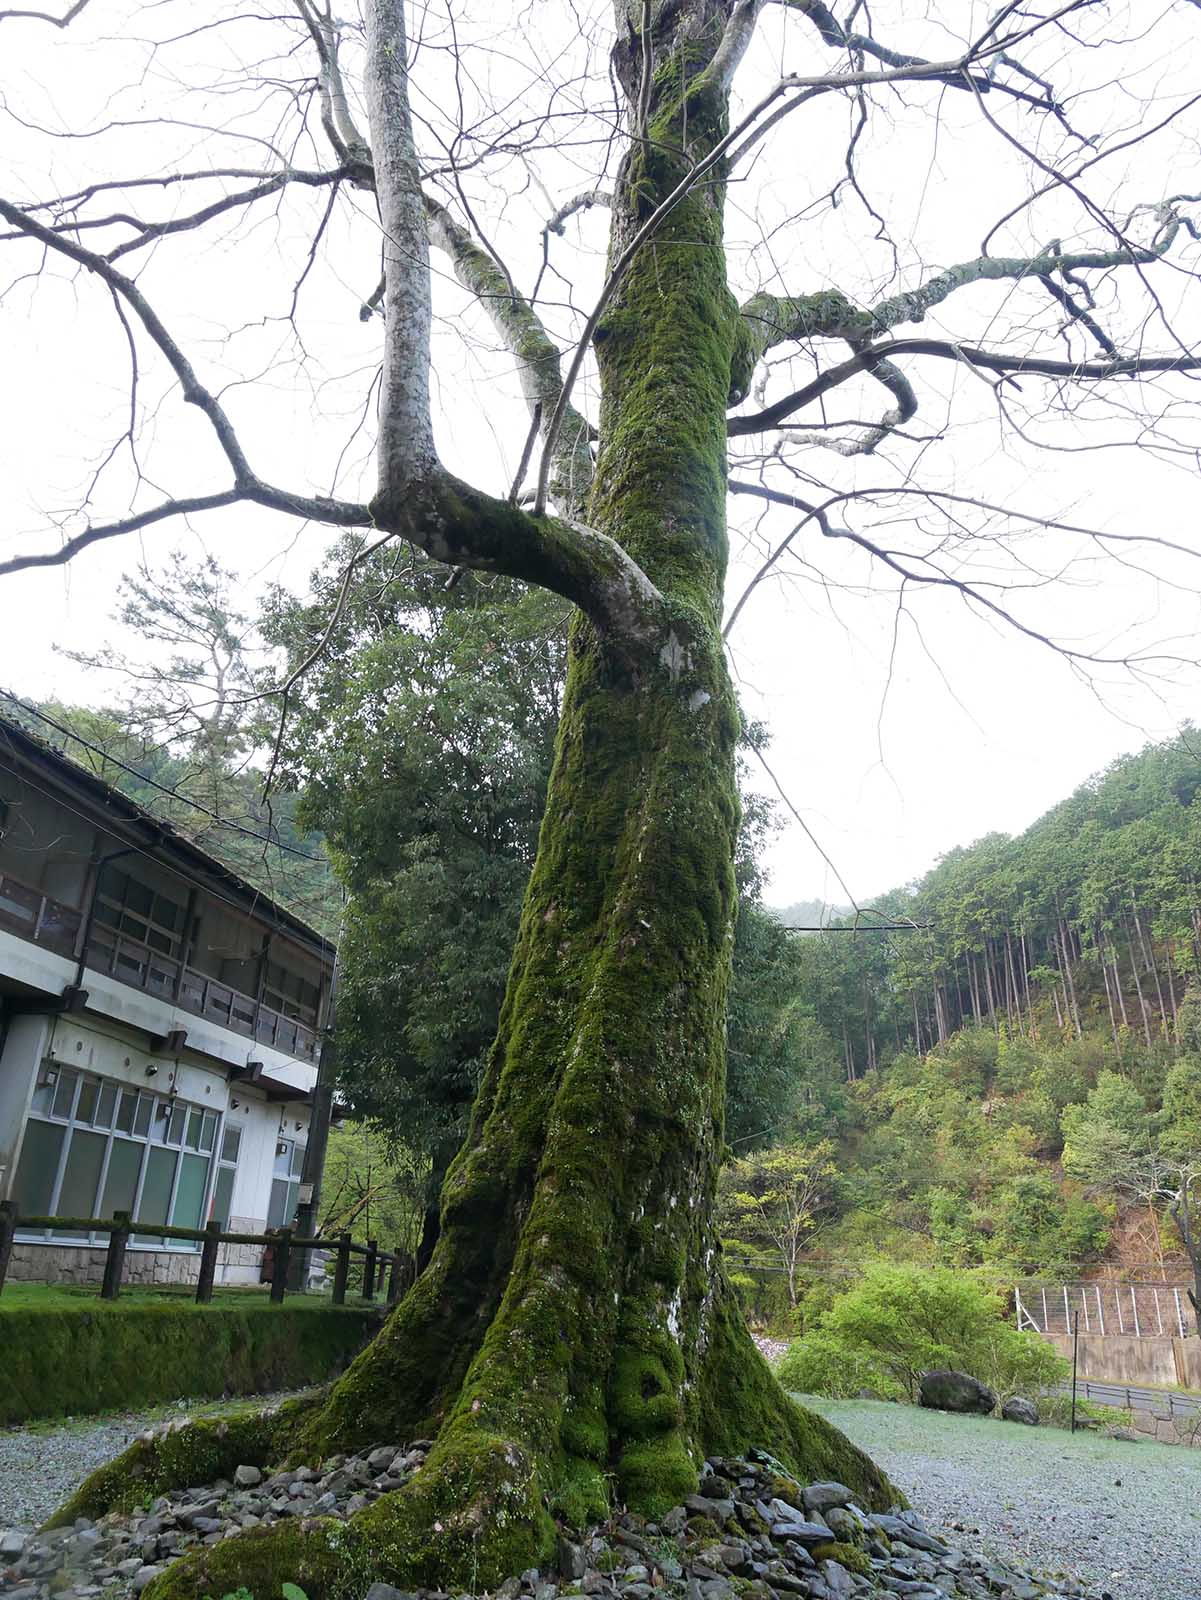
left=0, top=689, right=327, bottom=863
left=778, top=923, right=932, bottom=932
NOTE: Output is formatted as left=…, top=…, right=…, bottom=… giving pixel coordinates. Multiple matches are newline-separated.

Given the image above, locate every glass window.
left=171, top=1152, right=209, bottom=1230
left=100, top=1138, right=143, bottom=1218
left=221, top=1125, right=241, bottom=1163
left=211, top=1164, right=235, bottom=1230
left=133, top=1095, right=153, bottom=1137
left=125, top=879, right=153, bottom=916
left=268, top=1178, right=295, bottom=1229
left=16, top=1070, right=216, bottom=1251
left=12, top=1120, right=65, bottom=1215
left=96, top=1082, right=118, bottom=1128
left=75, top=1078, right=98, bottom=1125
left=57, top=1129, right=106, bottom=1217
left=290, top=1141, right=305, bottom=1178
left=30, top=1067, right=60, bottom=1115
left=116, top=1089, right=137, bottom=1134
left=136, top=1145, right=177, bottom=1234
left=51, top=1068, right=79, bottom=1120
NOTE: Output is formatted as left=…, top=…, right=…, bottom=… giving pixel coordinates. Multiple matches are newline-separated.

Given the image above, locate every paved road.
left=1067, top=1375, right=1201, bottom=1414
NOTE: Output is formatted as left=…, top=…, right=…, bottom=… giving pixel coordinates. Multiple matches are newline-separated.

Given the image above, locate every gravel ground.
left=0, top=1392, right=309, bottom=1535
left=805, top=1397, right=1201, bottom=1600
left=5, top=1388, right=1197, bottom=1600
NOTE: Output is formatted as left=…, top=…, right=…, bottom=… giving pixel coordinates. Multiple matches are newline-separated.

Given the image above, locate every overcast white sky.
left=1, top=0, right=1199, bottom=909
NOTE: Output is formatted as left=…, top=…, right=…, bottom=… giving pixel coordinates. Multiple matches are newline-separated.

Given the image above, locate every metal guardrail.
left=1067, top=1375, right=1201, bottom=1416
left=0, top=1200, right=413, bottom=1307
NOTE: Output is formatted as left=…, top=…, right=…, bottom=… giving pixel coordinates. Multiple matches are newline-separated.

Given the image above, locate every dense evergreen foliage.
left=793, top=730, right=1201, bottom=1072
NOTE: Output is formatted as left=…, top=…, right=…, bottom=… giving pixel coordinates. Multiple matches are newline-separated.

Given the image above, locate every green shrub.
left=777, top=1264, right=1067, bottom=1403
left=0, top=1301, right=377, bottom=1424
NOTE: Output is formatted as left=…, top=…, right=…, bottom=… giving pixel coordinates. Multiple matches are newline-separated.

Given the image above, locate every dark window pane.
left=199, top=1112, right=216, bottom=1153
left=167, top=1103, right=186, bottom=1145
left=186, top=1109, right=203, bottom=1151
left=51, top=1068, right=78, bottom=1120
left=74, top=1078, right=98, bottom=1125
left=146, top=927, right=172, bottom=954
left=119, top=911, right=149, bottom=941
left=93, top=898, right=120, bottom=928
left=97, top=864, right=127, bottom=899
left=133, top=1095, right=153, bottom=1137
left=290, top=1141, right=305, bottom=1178
left=150, top=1100, right=172, bottom=1141
left=116, top=1090, right=137, bottom=1134
left=12, top=1119, right=65, bottom=1216
left=154, top=895, right=182, bottom=932
left=210, top=1165, right=235, bottom=1230
left=95, top=1082, right=118, bottom=1128
left=125, top=879, right=153, bottom=916
left=56, top=1129, right=106, bottom=1218
left=221, top=1125, right=241, bottom=1163
left=100, top=1138, right=143, bottom=1219
left=171, top=1152, right=209, bottom=1230
left=135, top=1145, right=176, bottom=1236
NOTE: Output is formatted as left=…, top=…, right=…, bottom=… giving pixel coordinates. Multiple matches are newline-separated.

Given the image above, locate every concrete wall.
left=1049, top=1331, right=1201, bottom=1391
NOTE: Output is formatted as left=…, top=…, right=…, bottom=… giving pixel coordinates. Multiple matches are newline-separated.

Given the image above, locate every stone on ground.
left=918, top=1371, right=997, bottom=1416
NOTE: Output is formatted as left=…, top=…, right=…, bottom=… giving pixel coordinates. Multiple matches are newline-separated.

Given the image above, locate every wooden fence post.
left=363, top=1238, right=378, bottom=1301
left=0, top=1200, right=16, bottom=1297
left=332, top=1233, right=350, bottom=1305
left=387, top=1248, right=402, bottom=1303
left=100, top=1211, right=131, bottom=1301
left=271, top=1228, right=292, bottom=1304
left=195, top=1219, right=221, bottom=1304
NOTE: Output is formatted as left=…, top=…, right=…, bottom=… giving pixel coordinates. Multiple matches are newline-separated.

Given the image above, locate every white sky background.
left=1, top=0, right=1200, bottom=908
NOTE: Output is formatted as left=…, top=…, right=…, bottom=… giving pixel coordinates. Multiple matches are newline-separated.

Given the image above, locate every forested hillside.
left=723, top=731, right=1201, bottom=1311
left=784, top=729, right=1201, bottom=1075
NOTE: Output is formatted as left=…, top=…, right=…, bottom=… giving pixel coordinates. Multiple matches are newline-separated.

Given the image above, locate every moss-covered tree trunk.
left=64, top=6, right=893, bottom=1595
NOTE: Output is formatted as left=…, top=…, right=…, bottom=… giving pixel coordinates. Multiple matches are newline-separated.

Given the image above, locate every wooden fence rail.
left=0, top=1200, right=413, bottom=1308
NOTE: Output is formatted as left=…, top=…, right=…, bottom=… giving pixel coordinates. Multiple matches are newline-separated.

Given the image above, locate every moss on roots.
left=45, top=1401, right=311, bottom=1527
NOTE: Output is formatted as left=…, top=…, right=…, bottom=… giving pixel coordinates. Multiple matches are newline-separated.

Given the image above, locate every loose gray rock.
left=918, top=1369, right=996, bottom=1415
left=1000, top=1396, right=1039, bottom=1427
left=233, top=1465, right=262, bottom=1487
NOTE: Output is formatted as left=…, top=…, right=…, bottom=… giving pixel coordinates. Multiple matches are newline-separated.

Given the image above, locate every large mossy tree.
left=4, top=0, right=1201, bottom=1594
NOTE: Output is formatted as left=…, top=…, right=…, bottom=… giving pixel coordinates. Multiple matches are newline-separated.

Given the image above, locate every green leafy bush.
left=777, top=1263, right=1067, bottom=1403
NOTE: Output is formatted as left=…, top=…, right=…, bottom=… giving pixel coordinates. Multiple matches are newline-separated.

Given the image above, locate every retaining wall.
left=1048, top=1331, right=1201, bottom=1390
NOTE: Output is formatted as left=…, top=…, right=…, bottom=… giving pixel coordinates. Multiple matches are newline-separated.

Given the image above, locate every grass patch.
left=0, top=1293, right=382, bottom=1425
left=0, top=1283, right=377, bottom=1313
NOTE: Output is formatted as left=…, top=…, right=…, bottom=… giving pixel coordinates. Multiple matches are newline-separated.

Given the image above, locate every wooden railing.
left=0, top=868, right=320, bottom=1062
left=0, top=1200, right=413, bottom=1307
left=0, top=873, right=82, bottom=957
left=86, top=924, right=319, bottom=1061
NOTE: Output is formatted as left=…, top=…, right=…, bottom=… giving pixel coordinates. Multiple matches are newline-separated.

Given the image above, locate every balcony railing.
left=0, top=873, right=82, bottom=958
left=0, top=866, right=318, bottom=1062
left=85, top=923, right=320, bottom=1061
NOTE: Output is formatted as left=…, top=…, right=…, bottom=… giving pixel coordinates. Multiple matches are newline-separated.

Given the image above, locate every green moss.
left=141, top=1520, right=344, bottom=1600
left=810, top=1542, right=873, bottom=1578
left=46, top=1402, right=309, bottom=1526
left=0, top=1302, right=377, bottom=1428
